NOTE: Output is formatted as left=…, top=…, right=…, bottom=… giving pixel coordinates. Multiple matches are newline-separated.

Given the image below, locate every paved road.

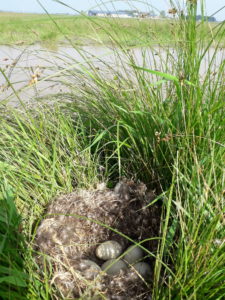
left=0, top=44, right=224, bottom=107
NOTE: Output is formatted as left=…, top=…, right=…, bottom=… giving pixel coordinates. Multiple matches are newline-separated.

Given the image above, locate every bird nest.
left=35, top=179, right=161, bottom=299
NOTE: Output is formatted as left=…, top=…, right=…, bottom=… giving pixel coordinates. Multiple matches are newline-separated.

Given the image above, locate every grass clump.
left=0, top=107, right=100, bottom=232
left=0, top=107, right=102, bottom=299
left=0, top=0, right=225, bottom=299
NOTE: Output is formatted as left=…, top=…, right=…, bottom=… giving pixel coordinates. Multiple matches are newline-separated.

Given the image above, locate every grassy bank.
left=0, top=12, right=224, bottom=48
left=0, top=1, right=225, bottom=299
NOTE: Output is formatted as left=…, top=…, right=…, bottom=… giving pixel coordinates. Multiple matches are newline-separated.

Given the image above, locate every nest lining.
left=35, top=179, right=161, bottom=299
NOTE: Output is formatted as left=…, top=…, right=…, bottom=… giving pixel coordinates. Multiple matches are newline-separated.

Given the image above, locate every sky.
left=0, top=0, right=224, bottom=20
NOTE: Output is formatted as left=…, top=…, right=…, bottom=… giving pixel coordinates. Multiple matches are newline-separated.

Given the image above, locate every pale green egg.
left=132, top=262, right=151, bottom=280
left=96, top=240, right=123, bottom=260
left=123, top=245, right=144, bottom=264
left=101, top=259, right=127, bottom=275
left=79, top=259, right=101, bottom=280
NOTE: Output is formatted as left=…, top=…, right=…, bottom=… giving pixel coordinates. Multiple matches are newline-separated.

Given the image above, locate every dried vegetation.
left=35, top=179, right=161, bottom=299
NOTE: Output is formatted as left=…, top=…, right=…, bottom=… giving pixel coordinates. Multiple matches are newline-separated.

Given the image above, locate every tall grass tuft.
left=0, top=107, right=102, bottom=298
left=62, top=0, right=225, bottom=298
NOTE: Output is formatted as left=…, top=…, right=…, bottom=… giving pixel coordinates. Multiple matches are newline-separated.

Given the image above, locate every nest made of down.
left=35, top=179, right=161, bottom=300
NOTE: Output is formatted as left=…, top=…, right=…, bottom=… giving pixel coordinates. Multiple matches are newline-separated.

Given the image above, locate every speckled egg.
left=96, top=240, right=123, bottom=260
left=123, top=245, right=144, bottom=264
left=78, top=259, right=101, bottom=280
left=101, top=259, right=127, bottom=276
left=132, top=262, right=151, bottom=280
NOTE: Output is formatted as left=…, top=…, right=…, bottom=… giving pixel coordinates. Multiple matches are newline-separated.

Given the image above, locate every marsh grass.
left=0, top=106, right=103, bottom=298
left=0, top=107, right=101, bottom=233
left=0, top=0, right=225, bottom=299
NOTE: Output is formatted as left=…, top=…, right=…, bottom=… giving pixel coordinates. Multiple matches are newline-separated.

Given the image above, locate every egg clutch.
left=96, top=240, right=151, bottom=278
